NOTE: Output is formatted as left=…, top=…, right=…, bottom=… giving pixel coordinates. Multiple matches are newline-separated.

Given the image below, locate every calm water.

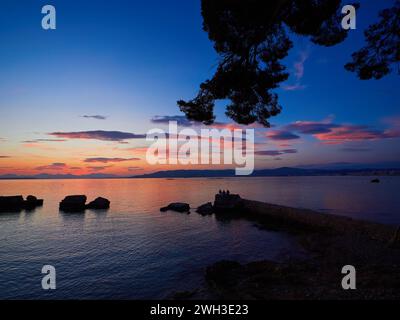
left=0, top=176, right=399, bottom=299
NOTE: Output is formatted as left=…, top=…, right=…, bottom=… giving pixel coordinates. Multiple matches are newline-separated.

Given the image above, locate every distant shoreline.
left=0, top=167, right=400, bottom=180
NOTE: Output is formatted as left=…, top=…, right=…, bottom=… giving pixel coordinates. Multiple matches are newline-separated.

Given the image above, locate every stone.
left=160, top=202, right=190, bottom=213
left=59, top=195, right=87, bottom=212
left=25, top=195, right=44, bottom=209
left=196, top=202, right=214, bottom=215
left=0, top=196, right=25, bottom=212
left=86, top=197, right=110, bottom=210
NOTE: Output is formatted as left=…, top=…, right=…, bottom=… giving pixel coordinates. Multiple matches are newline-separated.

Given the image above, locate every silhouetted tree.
left=345, top=0, right=399, bottom=79
left=178, top=0, right=398, bottom=127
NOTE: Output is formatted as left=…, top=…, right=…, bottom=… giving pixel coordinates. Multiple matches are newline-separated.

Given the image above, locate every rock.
left=389, top=227, right=400, bottom=248
left=196, top=202, right=214, bottom=215
left=59, top=195, right=87, bottom=212
left=205, top=260, right=242, bottom=287
left=172, top=290, right=197, bottom=300
left=25, top=195, right=44, bottom=209
left=160, top=202, right=190, bottom=213
left=0, top=196, right=25, bottom=212
left=371, top=178, right=380, bottom=183
left=0, top=195, right=43, bottom=212
left=214, top=192, right=243, bottom=213
left=86, top=197, right=110, bottom=210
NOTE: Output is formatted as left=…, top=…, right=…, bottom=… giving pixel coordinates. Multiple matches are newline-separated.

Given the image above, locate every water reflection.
left=0, top=177, right=399, bottom=299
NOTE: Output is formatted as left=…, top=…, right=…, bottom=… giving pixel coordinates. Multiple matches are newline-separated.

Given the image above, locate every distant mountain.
left=296, top=161, right=400, bottom=171
left=1, top=166, right=400, bottom=180
left=131, top=167, right=400, bottom=179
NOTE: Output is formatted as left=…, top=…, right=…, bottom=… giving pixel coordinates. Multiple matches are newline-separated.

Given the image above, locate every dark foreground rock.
left=206, top=234, right=400, bottom=300
left=0, top=195, right=44, bottom=212
left=196, top=202, right=214, bottom=215
left=86, top=197, right=110, bottom=210
left=202, top=194, right=400, bottom=300
left=59, top=195, right=87, bottom=212
left=160, top=202, right=190, bottom=213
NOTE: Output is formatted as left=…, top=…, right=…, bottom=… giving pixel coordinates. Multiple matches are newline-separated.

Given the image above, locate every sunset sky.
left=0, top=0, right=399, bottom=176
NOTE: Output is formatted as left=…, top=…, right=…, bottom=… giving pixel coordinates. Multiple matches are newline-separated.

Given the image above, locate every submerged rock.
left=86, top=197, right=110, bottom=210
left=59, top=195, right=87, bottom=212
left=160, top=202, right=190, bottom=213
left=196, top=202, right=214, bottom=215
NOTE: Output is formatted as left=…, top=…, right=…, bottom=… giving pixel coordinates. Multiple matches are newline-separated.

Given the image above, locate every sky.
left=0, top=0, right=399, bottom=176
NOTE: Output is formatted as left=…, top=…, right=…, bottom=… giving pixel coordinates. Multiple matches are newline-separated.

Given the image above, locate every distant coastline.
left=1, top=167, right=400, bottom=180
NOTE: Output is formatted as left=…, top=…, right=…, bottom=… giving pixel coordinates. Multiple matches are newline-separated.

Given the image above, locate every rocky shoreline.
left=163, top=192, right=400, bottom=300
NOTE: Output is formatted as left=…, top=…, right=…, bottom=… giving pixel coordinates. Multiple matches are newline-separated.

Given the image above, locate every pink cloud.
left=35, top=163, right=67, bottom=171
left=279, top=117, right=400, bottom=144
left=294, top=51, right=309, bottom=80
left=281, top=51, right=309, bottom=91
left=282, top=83, right=306, bottom=91
left=84, top=157, right=140, bottom=163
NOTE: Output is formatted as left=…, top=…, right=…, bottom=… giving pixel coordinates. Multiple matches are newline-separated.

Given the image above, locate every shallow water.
left=0, top=176, right=398, bottom=299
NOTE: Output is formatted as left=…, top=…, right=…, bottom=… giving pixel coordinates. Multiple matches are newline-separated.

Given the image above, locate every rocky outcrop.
left=196, top=202, right=214, bottom=215
left=213, top=190, right=243, bottom=214
left=240, top=198, right=397, bottom=242
left=86, top=197, right=110, bottom=210
left=203, top=194, right=400, bottom=300
left=24, top=195, right=44, bottom=210
left=59, top=195, right=87, bottom=212
left=60, top=195, right=111, bottom=212
left=160, top=202, right=190, bottom=213
left=0, top=196, right=24, bottom=212
left=0, top=195, right=44, bottom=212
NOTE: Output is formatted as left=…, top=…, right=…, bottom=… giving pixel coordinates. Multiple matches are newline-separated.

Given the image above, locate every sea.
left=0, top=176, right=399, bottom=299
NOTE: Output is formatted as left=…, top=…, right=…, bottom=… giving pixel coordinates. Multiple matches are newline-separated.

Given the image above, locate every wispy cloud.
left=22, top=139, right=67, bottom=143
left=49, top=130, right=146, bottom=142
left=282, top=50, right=309, bottom=91
left=281, top=84, right=307, bottom=91
left=127, top=166, right=143, bottom=171
left=294, top=51, right=309, bottom=80
left=270, top=116, right=400, bottom=144
left=266, top=130, right=300, bottom=141
left=341, top=147, right=372, bottom=152
left=87, top=165, right=113, bottom=172
left=255, top=149, right=298, bottom=156
left=82, top=115, right=107, bottom=120
left=151, top=115, right=263, bottom=130
left=84, top=157, right=140, bottom=163
left=35, top=163, right=67, bottom=171
left=151, top=115, right=196, bottom=127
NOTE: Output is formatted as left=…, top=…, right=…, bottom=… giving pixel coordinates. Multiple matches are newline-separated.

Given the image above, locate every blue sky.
left=0, top=0, right=399, bottom=175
